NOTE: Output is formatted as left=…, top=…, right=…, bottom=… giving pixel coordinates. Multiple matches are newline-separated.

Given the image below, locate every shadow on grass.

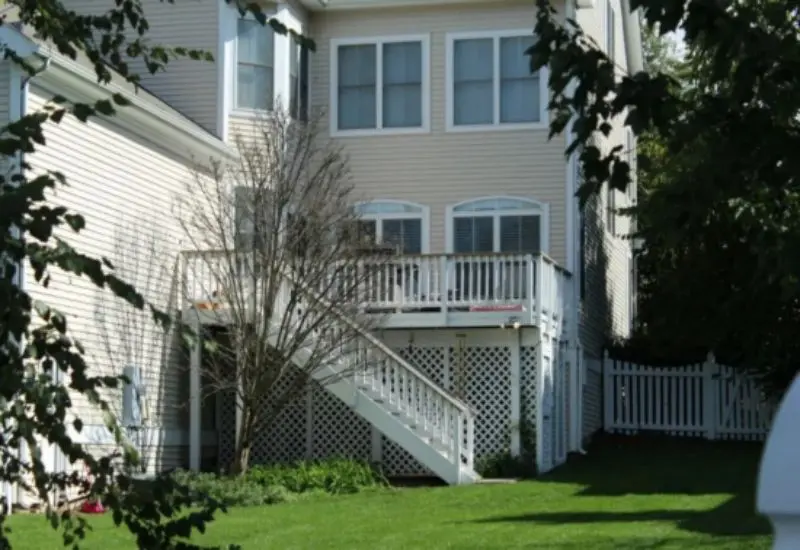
left=471, top=492, right=768, bottom=537
left=544, top=433, right=765, bottom=497
left=470, top=435, right=771, bottom=538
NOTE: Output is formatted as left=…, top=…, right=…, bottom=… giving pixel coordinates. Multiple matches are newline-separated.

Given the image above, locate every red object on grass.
left=79, top=500, right=105, bottom=514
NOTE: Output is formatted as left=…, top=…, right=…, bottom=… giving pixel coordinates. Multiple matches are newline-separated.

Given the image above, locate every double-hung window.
left=332, top=35, right=430, bottom=134
left=447, top=31, right=546, bottom=130
left=236, top=18, right=275, bottom=112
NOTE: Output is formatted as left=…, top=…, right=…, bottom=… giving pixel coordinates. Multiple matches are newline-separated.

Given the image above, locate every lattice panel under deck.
left=216, top=369, right=307, bottom=471
left=251, top=372, right=307, bottom=465
left=453, top=346, right=513, bottom=458
left=311, top=381, right=372, bottom=461
left=520, top=346, right=538, bottom=455
left=381, top=346, right=446, bottom=476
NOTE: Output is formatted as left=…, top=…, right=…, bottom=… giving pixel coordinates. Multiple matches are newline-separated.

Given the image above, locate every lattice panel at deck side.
left=310, top=382, right=372, bottom=461
left=380, top=346, right=446, bottom=476
left=451, top=346, right=513, bottom=458
left=520, top=346, right=538, bottom=456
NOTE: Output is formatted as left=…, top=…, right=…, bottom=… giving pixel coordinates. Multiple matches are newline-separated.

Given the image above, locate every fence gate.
left=603, top=353, right=777, bottom=440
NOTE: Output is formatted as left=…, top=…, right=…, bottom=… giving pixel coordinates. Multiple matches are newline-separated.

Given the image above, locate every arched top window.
left=353, top=200, right=429, bottom=254
left=355, top=201, right=425, bottom=216
left=448, top=196, right=548, bottom=254
left=452, top=196, right=545, bottom=213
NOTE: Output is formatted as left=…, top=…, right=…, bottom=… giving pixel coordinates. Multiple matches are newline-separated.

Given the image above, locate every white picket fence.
left=603, top=353, right=778, bottom=440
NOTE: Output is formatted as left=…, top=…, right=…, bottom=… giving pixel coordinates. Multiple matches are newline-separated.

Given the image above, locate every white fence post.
left=757, top=374, right=800, bottom=549
left=703, top=353, right=718, bottom=440
left=602, top=350, right=613, bottom=432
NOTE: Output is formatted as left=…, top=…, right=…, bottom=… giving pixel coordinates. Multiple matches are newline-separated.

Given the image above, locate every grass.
left=7, top=435, right=772, bottom=549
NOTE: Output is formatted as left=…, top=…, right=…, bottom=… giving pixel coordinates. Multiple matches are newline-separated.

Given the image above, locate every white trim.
left=444, top=29, right=549, bottom=133
left=445, top=196, right=550, bottom=254
left=218, top=1, right=238, bottom=141
left=67, top=424, right=216, bottom=447
left=353, top=199, right=430, bottom=253
left=4, top=25, right=239, bottom=164
left=230, top=8, right=280, bottom=117
left=329, top=34, right=431, bottom=138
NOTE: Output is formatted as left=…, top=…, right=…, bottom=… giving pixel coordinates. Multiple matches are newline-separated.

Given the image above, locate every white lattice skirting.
left=215, top=328, right=541, bottom=476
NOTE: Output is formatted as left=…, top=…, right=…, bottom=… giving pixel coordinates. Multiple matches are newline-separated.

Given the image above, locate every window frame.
left=329, top=34, right=431, bottom=137
left=625, top=128, right=636, bottom=201
left=606, top=0, right=617, bottom=63
left=353, top=200, right=430, bottom=254
left=445, top=29, right=549, bottom=133
left=232, top=12, right=278, bottom=115
left=606, top=183, right=617, bottom=237
left=445, top=196, right=550, bottom=254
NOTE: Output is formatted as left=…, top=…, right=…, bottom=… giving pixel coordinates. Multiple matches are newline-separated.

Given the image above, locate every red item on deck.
left=79, top=500, right=105, bottom=514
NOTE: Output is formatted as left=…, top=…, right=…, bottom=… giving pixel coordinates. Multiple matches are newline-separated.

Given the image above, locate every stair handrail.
left=181, top=249, right=477, bottom=418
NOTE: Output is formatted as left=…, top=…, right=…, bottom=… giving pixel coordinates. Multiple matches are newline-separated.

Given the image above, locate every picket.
left=603, top=352, right=778, bottom=440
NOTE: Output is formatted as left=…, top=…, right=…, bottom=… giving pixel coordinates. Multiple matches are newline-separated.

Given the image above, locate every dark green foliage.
left=0, top=1, right=305, bottom=548
left=245, top=458, right=387, bottom=495
left=169, top=459, right=387, bottom=507
left=531, top=0, right=800, bottom=398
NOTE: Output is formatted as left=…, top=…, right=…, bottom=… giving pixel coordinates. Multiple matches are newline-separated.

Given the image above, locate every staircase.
left=273, top=277, right=480, bottom=485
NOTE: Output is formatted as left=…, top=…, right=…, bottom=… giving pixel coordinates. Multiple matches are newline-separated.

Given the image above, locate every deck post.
left=757, top=374, right=800, bottom=549
left=509, top=329, right=521, bottom=456
left=189, top=318, right=202, bottom=471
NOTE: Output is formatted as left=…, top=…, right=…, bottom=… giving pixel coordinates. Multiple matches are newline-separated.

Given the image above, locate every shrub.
left=169, top=470, right=295, bottom=507
left=246, top=458, right=387, bottom=495
left=168, top=458, right=387, bottom=508
left=475, top=451, right=537, bottom=479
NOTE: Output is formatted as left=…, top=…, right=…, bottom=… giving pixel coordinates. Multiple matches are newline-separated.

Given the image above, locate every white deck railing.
left=183, top=251, right=570, bottom=325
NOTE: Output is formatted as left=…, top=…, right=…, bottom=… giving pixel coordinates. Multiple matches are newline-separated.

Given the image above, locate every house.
left=3, top=0, right=641, bottom=496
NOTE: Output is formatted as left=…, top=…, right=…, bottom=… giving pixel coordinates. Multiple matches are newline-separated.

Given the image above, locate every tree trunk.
left=231, top=408, right=255, bottom=475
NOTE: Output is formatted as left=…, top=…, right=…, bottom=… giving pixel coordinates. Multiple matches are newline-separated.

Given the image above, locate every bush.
left=168, top=458, right=387, bottom=508
left=169, top=470, right=295, bottom=507
left=475, top=450, right=537, bottom=479
left=246, top=458, right=387, bottom=495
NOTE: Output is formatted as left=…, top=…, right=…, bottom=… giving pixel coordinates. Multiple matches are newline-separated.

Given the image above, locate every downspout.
left=14, top=55, right=52, bottom=508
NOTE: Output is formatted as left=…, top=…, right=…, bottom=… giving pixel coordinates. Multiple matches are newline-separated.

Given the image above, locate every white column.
left=757, top=375, right=800, bottom=550
left=189, top=320, right=202, bottom=471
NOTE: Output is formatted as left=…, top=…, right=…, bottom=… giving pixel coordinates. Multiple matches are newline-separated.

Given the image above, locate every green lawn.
left=7, top=436, right=772, bottom=549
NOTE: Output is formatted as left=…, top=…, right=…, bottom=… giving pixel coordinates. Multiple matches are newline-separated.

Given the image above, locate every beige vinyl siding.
left=22, top=85, right=198, bottom=470
left=309, top=1, right=569, bottom=263
left=62, top=0, right=219, bottom=134
left=576, top=0, right=635, bottom=357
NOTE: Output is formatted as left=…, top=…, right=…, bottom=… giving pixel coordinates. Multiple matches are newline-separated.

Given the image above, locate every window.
left=606, top=0, right=616, bottom=63
left=629, top=252, right=638, bottom=333
left=236, top=18, right=275, bottom=111
left=290, top=37, right=310, bottom=120
left=606, top=184, right=617, bottom=236
left=447, top=31, right=546, bottom=130
left=354, top=201, right=428, bottom=254
left=626, top=128, right=636, bottom=200
left=331, top=36, right=429, bottom=134
left=448, top=197, right=546, bottom=253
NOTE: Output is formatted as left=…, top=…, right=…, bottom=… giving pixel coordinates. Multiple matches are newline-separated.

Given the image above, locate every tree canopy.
left=531, top=0, right=800, bottom=396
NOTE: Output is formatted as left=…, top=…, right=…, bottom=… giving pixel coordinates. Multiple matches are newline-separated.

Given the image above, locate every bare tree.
left=94, top=222, right=172, bottom=475
left=179, top=110, right=393, bottom=474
